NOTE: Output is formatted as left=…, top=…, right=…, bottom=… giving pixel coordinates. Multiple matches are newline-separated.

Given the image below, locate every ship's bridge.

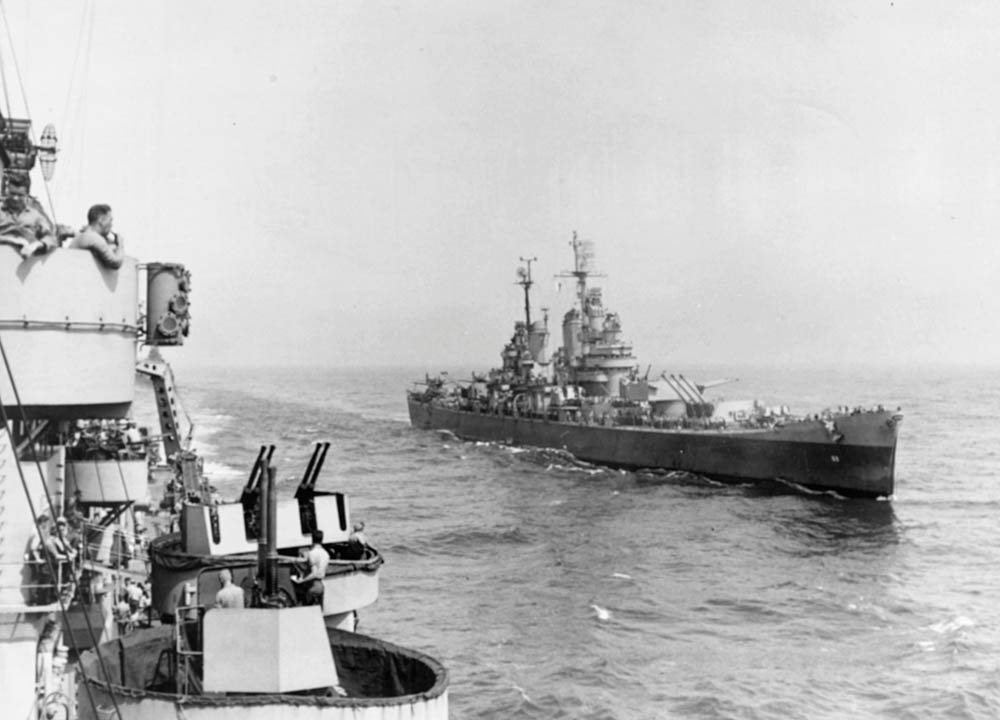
left=0, top=248, right=140, bottom=418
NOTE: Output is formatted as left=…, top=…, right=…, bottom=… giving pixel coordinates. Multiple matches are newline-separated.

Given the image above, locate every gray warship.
left=408, top=235, right=901, bottom=498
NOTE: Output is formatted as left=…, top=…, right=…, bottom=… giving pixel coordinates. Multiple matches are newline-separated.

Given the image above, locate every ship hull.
left=407, top=397, right=899, bottom=498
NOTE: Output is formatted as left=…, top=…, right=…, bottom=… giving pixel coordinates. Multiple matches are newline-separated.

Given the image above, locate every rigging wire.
left=0, top=410, right=108, bottom=720
left=60, top=0, right=95, bottom=200
left=0, top=49, right=8, bottom=118
left=0, top=0, right=97, bottom=224
left=0, top=1, right=30, bottom=124
left=60, top=0, right=95, bottom=140
left=0, top=334, right=125, bottom=720
left=0, top=1, right=10, bottom=118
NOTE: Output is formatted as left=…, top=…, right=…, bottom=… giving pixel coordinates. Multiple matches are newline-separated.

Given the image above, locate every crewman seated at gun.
left=0, top=173, right=57, bottom=258
left=342, top=522, right=368, bottom=560
left=69, top=203, right=124, bottom=268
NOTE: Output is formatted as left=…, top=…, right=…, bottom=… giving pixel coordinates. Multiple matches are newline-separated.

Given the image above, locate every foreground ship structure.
left=0, top=105, right=447, bottom=717
left=80, top=458, right=447, bottom=720
left=409, top=235, right=901, bottom=498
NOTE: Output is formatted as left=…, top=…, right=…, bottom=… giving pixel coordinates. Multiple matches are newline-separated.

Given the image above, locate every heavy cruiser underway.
left=409, top=235, right=902, bottom=498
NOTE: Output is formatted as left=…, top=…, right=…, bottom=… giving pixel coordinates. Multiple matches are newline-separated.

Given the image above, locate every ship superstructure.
left=0, top=39, right=448, bottom=720
left=409, top=234, right=901, bottom=499
left=0, top=189, right=194, bottom=718
left=0, top=147, right=449, bottom=720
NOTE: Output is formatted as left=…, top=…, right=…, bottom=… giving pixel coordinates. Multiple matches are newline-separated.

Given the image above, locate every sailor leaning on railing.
left=0, top=169, right=123, bottom=268
left=0, top=172, right=58, bottom=257
left=67, top=202, right=124, bottom=268
left=24, top=514, right=78, bottom=604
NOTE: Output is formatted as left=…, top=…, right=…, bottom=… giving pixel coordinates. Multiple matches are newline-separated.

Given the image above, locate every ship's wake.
left=773, top=476, right=849, bottom=500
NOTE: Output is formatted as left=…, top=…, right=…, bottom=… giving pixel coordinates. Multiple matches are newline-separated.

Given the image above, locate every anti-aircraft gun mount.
left=238, top=441, right=335, bottom=545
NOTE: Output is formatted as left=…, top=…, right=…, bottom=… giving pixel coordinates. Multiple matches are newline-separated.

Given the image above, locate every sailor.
left=344, top=522, right=367, bottom=560
left=114, top=595, right=133, bottom=635
left=213, top=568, right=245, bottom=609
left=350, top=521, right=367, bottom=547
left=124, top=421, right=144, bottom=456
left=26, top=516, right=56, bottom=601
left=125, top=578, right=145, bottom=613
left=26, top=516, right=49, bottom=562
left=48, top=517, right=76, bottom=561
left=292, top=530, right=330, bottom=607
left=69, top=203, right=124, bottom=269
left=0, top=173, right=56, bottom=257
left=47, top=516, right=77, bottom=590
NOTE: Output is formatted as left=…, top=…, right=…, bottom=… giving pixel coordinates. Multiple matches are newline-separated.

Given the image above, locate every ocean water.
left=144, top=362, right=1000, bottom=719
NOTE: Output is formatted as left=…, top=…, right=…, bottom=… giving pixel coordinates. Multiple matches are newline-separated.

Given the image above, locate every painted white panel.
left=202, top=606, right=337, bottom=694
left=67, top=460, right=149, bottom=505
left=0, top=249, right=138, bottom=409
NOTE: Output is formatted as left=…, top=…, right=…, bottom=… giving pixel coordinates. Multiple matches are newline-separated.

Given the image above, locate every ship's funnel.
left=584, top=288, right=603, bottom=332
left=562, top=309, right=581, bottom=363
left=601, top=313, right=622, bottom=343
left=528, top=320, right=548, bottom=364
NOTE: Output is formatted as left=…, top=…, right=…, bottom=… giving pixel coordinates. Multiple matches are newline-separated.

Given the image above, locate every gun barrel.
left=307, top=442, right=331, bottom=490
left=297, top=442, right=322, bottom=496
left=244, top=445, right=267, bottom=494
left=242, top=444, right=274, bottom=500
left=697, top=377, right=738, bottom=393
left=663, top=374, right=696, bottom=404
left=678, top=375, right=706, bottom=404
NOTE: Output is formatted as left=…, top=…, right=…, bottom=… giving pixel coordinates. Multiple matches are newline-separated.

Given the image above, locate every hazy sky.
left=5, top=1, right=998, bottom=370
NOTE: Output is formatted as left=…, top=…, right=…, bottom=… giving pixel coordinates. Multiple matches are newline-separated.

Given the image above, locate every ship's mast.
left=571, top=232, right=587, bottom=310
left=517, top=256, right=536, bottom=327
left=558, top=231, right=603, bottom=312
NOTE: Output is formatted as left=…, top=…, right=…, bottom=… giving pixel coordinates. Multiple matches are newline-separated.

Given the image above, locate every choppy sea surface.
left=142, top=362, right=999, bottom=719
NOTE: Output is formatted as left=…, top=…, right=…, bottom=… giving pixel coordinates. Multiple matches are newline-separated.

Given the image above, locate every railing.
left=0, top=318, right=139, bottom=334
left=175, top=603, right=205, bottom=695
left=0, top=557, right=74, bottom=612
left=76, top=519, right=150, bottom=568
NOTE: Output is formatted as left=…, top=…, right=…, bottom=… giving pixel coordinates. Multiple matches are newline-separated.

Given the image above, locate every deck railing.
left=0, top=557, right=73, bottom=612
